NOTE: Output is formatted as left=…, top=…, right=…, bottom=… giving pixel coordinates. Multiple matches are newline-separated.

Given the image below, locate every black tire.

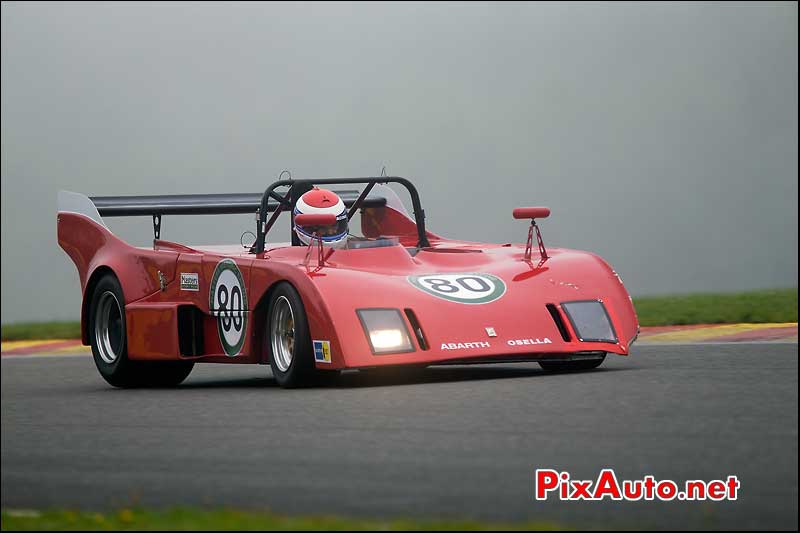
left=136, top=360, right=195, bottom=388
left=538, top=354, right=606, bottom=372
left=265, top=282, right=316, bottom=388
left=88, top=273, right=193, bottom=388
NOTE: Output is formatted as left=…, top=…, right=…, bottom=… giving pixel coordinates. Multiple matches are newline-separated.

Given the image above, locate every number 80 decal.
left=209, top=259, right=249, bottom=356
left=407, top=273, right=506, bottom=304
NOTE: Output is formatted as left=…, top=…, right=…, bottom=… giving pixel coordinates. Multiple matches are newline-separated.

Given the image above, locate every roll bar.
left=76, top=176, right=428, bottom=248
left=254, top=177, right=429, bottom=253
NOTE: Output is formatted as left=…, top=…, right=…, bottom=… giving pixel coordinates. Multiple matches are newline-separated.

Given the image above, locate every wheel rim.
left=95, top=291, right=123, bottom=364
left=270, top=296, right=295, bottom=372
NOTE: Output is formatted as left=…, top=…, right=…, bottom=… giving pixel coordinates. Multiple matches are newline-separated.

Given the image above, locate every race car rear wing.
left=58, top=189, right=386, bottom=240
left=58, top=176, right=430, bottom=249
left=88, top=190, right=385, bottom=217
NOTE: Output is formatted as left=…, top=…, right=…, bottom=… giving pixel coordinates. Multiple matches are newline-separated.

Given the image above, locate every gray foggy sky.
left=1, top=2, right=797, bottom=323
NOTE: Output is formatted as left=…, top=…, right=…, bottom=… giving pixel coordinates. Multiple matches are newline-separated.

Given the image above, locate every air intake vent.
left=178, top=306, right=204, bottom=356
left=546, top=304, right=572, bottom=342
left=404, top=308, right=429, bottom=350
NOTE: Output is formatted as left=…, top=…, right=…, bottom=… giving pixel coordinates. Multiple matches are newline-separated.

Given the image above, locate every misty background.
left=1, top=2, right=797, bottom=324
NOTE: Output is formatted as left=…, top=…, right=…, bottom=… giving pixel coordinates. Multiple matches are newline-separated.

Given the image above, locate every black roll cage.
left=254, top=177, right=429, bottom=253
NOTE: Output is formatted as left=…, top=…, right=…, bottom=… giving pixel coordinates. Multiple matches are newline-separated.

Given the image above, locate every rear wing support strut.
left=152, top=215, right=162, bottom=241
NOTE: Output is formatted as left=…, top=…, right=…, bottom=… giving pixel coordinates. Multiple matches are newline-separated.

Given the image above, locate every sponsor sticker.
left=508, top=337, right=553, bottom=346
left=313, top=340, right=332, bottom=363
left=180, top=272, right=199, bottom=291
left=441, top=341, right=491, bottom=350
left=209, top=259, right=248, bottom=357
left=407, top=273, right=506, bottom=304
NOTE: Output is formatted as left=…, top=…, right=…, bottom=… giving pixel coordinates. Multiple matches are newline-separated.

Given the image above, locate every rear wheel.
left=265, top=282, right=316, bottom=388
left=538, top=354, right=606, bottom=372
left=89, top=273, right=193, bottom=388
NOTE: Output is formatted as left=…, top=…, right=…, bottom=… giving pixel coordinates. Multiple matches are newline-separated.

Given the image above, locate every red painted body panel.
left=277, top=244, right=637, bottom=368
left=58, top=213, right=179, bottom=344
left=58, top=200, right=639, bottom=369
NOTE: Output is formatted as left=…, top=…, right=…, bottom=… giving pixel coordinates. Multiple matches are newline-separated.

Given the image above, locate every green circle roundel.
left=209, top=259, right=248, bottom=356
left=407, top=273, right=506, bottom=304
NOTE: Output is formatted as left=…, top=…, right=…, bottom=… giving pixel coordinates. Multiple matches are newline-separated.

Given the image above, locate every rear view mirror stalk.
left=513, top=207, right=551, bottom=263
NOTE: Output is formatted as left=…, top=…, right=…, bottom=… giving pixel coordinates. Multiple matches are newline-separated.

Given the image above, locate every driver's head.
left=293, top=187, right=348, bottom=248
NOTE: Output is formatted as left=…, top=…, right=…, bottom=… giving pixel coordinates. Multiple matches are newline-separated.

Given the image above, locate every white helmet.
left=293, top=187, right=348, bottom=248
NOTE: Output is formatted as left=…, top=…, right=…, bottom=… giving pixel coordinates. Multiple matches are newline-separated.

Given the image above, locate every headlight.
left=356, top=309, right=415, bottom=354
left=561, top=300, right=617, bottom=343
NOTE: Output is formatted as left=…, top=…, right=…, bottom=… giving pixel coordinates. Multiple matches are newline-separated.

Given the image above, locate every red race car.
left=57, top=175, right=639, bottom=388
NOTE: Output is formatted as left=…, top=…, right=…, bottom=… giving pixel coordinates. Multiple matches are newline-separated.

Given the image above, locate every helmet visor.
left=295, top=216, right=348, bottom=240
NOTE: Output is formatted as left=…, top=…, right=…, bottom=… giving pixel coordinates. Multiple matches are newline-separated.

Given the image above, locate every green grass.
left=0, top=508, right=566, bottom=531
left=1, top=289, right=796, bottom=341
left=1, top=321, right=81, bottom=342
left=633, top=288, right=797, bottom=327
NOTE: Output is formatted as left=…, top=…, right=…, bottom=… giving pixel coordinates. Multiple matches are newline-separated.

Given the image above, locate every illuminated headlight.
left=561, top=300, right=618, bottom=343
left=356, top=309, right=415, bottom=354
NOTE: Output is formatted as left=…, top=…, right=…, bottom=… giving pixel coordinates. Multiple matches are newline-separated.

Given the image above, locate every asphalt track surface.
left=2, top=344, right=797, bottom=530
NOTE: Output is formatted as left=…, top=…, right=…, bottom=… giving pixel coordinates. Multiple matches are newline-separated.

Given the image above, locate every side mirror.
left=512, top=207, right=551, bottom=262
left=294, top=213, right=337, bottom=227
left=512, top=207, right=551, bottom=220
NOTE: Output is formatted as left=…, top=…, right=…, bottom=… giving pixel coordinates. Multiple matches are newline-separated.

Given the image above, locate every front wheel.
left=538, top=354, right=606, bottom=372
left=265, top=282, right=316, bottom=388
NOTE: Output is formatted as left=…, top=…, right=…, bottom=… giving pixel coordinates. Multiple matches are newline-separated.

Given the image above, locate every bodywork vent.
left=404, top=308, right=429, bottom=350
left=546, top=304, right=572, bottom=342
left=178, top=306, right=204, bottom=356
